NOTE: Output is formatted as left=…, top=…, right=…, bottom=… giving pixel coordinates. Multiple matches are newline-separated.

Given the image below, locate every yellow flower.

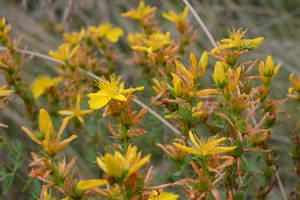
left=227, top=67, right=241, bottom=93
left=152, top=78, right=167, bottom=95
left=88, top=74, right=144, bottom=110
left=128, top=32, right=147, bottom=46
left=30, top=76, right=62, bottom=98
left=0, top=84, right=13, bottom=96
left=77, top=145, right=150, bottom=190
left=289, top=73, right=300, bottom=94
left=131, top=32, right=171, bottom=56
left=172, top=60, right=218, bottom=98
left=63, top=28, right=85, bottom=45
left=21, top=109, right=77, bottom=156
left=189, top=51, right=208, bottom=78
left=0, top=17, right=11, bottom=42
left=174, top=131, right=236, bottom=157
left=42, top=189, right=56, bottom=200
left=192, top=102, right=204, bottom=117
left=49, top=43, right=79, bottom=62
left=54, top=23, right=64, bottom=32
left=88, top=23, right=124, bottom=43
left=259, top=55, right=281, bottom=86
left=148, top=190, right=179, bottom=200
left=165, top=102, right=204, bottom=119
left=211, top=28, right=264, bottom=55
left=97, top=145, right=150, bottom=179
left=213, top=62, right=241, bottom=93
left=172, top=72, right=184, bottom=97
left=0, top=17, right=6, bottom=29
left=122, top=1, right=156, bottom=20
left=58, top=93, right=93, bottom=123
left=213, top=62, right=227, bottom=89
left=162, top=6, right=189, bottom=23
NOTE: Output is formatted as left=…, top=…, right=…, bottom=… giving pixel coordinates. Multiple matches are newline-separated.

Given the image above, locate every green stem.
left=119, top=182, right=128, bottom=200
left=0, top=157, right=38, bottom=198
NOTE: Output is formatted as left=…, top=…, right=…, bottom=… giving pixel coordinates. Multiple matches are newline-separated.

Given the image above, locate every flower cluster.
left=0, top=1, right=299, bottom=199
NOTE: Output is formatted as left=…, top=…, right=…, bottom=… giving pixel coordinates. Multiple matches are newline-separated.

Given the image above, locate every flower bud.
left=213, top=62, right=227, bottom=89
left=199, top=51, right=208, bottom=76
left=172, top=73, right=183, bottom=97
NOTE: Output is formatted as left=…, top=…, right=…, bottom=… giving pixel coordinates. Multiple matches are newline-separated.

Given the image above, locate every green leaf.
left=0, top=171, right=11, bottom=182
left=250, top=155, right=261, bottom=171
left=237, top=120, right=246, bottom=132
left=13, top=154, right=25, bottom=171
left=241, top=156, right=249, bottom=172
left=2, top=174, right=14, bottom=195
left=0, top=141, right=8, bottom=150
left=30, top=179, right=42, bottom=199
left=234, top=191, right=245, bottom=200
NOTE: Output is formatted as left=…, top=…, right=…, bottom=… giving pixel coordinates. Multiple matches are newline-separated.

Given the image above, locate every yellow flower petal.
left=21, top=127, right=43, bottom=144
left=76, top=179, right=108, bottom=190
left=128, top=154, right=151, bottom=176
left=80, top=110, right=93, bottom=115
left=274, top=64, right=281, bottom=76
left=149, top=190, right=179, bottom=200
left=56, top=117, right=71, bottom=143
left=120, top=86, right=144, bottom=94
left=31, top=78, right=48, bottom=98
left=159, top=192, right=180, bottom=200
left=30, top=76, right=61, bottom=98
left=96, top=157, right=107, bottom=173
left=76, top=115, right=84, bottom=123
left=39, top=109, right=54, bottom=139
left=189, top=52, right=197, bottom=76
left=172, top=73, right=183, bottom=97
left=0, top=90, right=13, bottom=96
left=211, top=137, right=227, bottom=145
left=198, top=51, right=208, bottom=76
left=213, top=62, right=226, bottom=89
left=182, top=6, right=189, bottom=20
left=57, top=135, right=78, bottom=152
left=51, top=77, right=63, bottom=85
left=104, top=153, right=123, bottom=178
left=265, top=55, right=274, bottom=75
left=58, top=110, right=74, bottom=115
left=0, top=85, right=13, bottom=96
left=122, top=1, right=156, bottom=20
left=188, top=131, right=201, bottom=150
left=195, top=89, right=218, bottom=97
left=106, top=27, right=124, bottom=42
left=173, top=142, right=201, bottom=155
left=112, top=94, right=127, bottom=101
left=98, top=23, right=111, bottom=36
left=162, top=10, right=177, bottom=22
left=131, top=45, right=149, bottom=52
left=88, top=93, right=111, bottom=110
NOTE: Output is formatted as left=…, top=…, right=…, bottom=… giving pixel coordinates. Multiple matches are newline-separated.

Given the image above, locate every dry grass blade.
left=182, top=0, right=217, bottom=48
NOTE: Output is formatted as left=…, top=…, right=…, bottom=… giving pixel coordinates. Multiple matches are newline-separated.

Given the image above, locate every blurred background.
left=0, top=0, right=299, bottom=199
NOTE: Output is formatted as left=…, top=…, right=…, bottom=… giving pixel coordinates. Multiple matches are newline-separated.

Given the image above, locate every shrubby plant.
left=0, top=1, right=299, bottom=199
